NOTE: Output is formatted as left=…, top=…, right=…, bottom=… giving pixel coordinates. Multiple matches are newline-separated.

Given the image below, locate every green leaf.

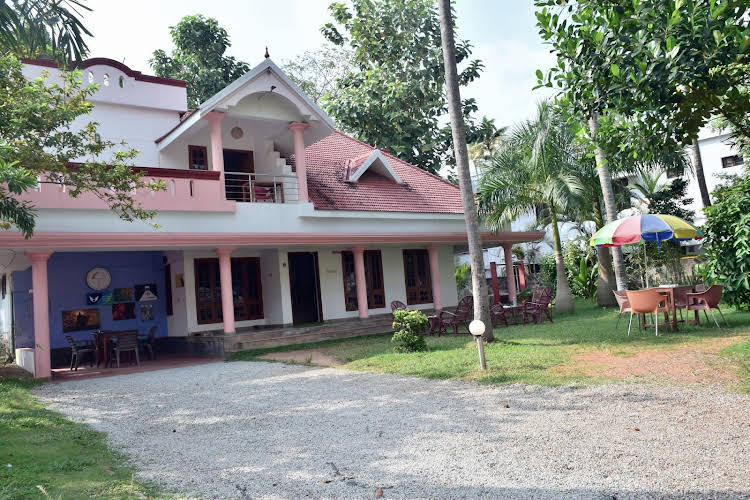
left=536, top=69, right=544, bottom=81
left=713, top=29, right=722, bottom=46
left=609, top=64, right=620, bottom=77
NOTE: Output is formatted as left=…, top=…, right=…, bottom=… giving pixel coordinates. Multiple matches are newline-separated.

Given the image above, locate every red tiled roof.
left=301, top=132, right=464, bottom=214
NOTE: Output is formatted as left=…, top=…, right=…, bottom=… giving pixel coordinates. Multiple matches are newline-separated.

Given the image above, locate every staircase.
left=219, top=315, right=395, bottom=354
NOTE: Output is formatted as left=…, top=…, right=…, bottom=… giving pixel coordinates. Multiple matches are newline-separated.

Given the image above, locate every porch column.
left=215, top=247, right=236, bottom=334
left=518, top=260, right=528, bottom=291
left=26, top=250, right=53, bottom=379
left=426, top=245, right=443, bottom=311
left=204, top=111, right=226, bottom=177
left=351, top=246, right=368, bottom=319
left=502, top=243, right=517, bottom=305
left=288, top=122, right=310, bottom=203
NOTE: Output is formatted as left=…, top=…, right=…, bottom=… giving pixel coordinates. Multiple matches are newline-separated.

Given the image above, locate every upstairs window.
left=189, top=145, right=208, bottom=170
left=721, top=155, right=744, bottom=168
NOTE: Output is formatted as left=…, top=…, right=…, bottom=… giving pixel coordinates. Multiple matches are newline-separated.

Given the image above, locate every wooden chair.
left=109, top=331, right=140, bottom=368
left=139, top=325, right=157, bottom=361
left=613, top=290, right=631, bottom=329
left=390, top=300, right=407, bottom=313
left=625, top=289, right=669, bottom=336
left=686, top=285, right=728, bottom=329
left=489, top=302, right=508, bottom=328
left=439, top=295, right=473, bottom=335
left=64, top=334, right=95, bottom=371
left=522, top=286, right=553, bottom=324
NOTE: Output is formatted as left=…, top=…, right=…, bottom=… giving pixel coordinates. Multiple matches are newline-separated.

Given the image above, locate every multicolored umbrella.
left=590, top=214, right=698, bottom=288
left=590, top=214, right=697, bottom=248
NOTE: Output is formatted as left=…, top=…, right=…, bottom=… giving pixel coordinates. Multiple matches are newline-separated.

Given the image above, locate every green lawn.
left=0, top=376, right=177, bottom=500
left=231, top=300, right=750, bottom=389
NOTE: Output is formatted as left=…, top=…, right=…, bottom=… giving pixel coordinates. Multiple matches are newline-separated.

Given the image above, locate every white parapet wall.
left=15, top=348, right=35, bottom=375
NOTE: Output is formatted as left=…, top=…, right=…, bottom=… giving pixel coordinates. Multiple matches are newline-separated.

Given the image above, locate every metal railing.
left=224, top=172, right=298, bottom=203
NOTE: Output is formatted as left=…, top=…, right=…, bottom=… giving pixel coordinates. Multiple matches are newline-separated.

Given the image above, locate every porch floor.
left=51, top=354, right=223, bottom=382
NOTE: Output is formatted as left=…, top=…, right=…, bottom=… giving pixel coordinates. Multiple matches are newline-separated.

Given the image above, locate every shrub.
left=391, top=309, right=428, bottom=353
left=454, top=263, right=471, bottom=295
left=538, top=253, right=557, bottom=293
left=701, top=173, right=750, bottom=308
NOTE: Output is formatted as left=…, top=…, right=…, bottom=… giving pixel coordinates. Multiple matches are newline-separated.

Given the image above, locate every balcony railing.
left=224, top=172, right=298, bottom=203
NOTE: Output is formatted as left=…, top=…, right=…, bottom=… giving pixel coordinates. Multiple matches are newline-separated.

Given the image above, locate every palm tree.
left=0, top=1, right=92, bottom=63
left=438, top=0, right=492, bottom=338
left=479, top=101, right=580, bottom=313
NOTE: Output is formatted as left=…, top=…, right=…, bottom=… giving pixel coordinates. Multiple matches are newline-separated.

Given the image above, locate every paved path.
left=35, top=362, right=750, bottom=499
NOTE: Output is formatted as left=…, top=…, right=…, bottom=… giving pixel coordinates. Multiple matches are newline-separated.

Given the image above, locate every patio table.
left=503, top=304, right=523, bottom=324
left=92, top=330, right=137, bottom=367
left=644, top=285, right=699, bottom=332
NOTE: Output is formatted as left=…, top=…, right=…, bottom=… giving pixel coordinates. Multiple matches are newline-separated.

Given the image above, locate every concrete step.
left=227, top=328, right=391, bottom=352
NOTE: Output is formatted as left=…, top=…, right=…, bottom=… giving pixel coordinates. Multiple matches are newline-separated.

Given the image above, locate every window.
left=194, top=257, right=263, bottom=324
left=189, top=145, right=208, bottom=170
left=103, top=73, right=110, bottom=86
left=87, top=71, right=94, bottom=83
left=721, top=155, right=744, bottom=168
left=118, top=75, right=124, bottom=88
left=164, top=263, right=173, bottom=316
left=341, top=250, right=385, bottom=311
left=402, top=249, right=433, bottom=305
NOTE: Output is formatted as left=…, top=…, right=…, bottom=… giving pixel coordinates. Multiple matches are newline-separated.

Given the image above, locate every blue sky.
left=84, top=0, right=555, bottom=126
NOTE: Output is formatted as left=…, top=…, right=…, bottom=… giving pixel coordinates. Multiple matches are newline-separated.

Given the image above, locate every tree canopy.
left=151, top=15, right=250, bottom=108
left=321, top=0, right=484, bottom=175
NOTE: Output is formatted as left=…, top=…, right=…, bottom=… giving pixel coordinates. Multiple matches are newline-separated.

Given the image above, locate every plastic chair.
left=612, top=290, right=631, bottom=329
left=625, top=289, right=670, bottom=336
left=139, top=325, right=157, bottom=360
left=490, top=302, right=508, bottom=328
left=64, top=334, right=95, bottom=371
left=686, top=285, right=728, bottom=329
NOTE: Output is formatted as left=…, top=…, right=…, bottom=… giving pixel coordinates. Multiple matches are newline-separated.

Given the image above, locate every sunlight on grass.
left=0, top=378, right=178, bottom=500
left=231, top=299, right=750, bottom=390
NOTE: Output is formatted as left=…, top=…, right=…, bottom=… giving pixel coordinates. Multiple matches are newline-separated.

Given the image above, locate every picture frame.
left=62, top=308, right=101, bottom=333
left=113, top=288, right=133, bottom=302
left=112, top=302, right=136, bottom=321
left=135, top=283, right=158, bottom=302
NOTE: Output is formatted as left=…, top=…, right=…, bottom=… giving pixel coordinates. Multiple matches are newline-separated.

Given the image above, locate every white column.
left=214, top=247, right=235, bottom=334
left=426, top=245, right=443, bottom=311
left=288, top=122, right=310, bottom=202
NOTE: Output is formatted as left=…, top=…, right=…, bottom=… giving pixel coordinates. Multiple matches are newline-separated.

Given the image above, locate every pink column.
left=502, top=243, right=517, bottom=305
left=351, top=246, right=369, bottom=319
left=26, top=250, right=53, bottom=379
left=288, top=122, right=310, bottom=202
left=214, top=247, right=236, bottom=334
left=490, top=261, right=500, bottom=304
left=203, top=111, right=226, bottom=177
left=518, top=260, right=527, bottom=291
left=427, top=246, right=443, bottom=311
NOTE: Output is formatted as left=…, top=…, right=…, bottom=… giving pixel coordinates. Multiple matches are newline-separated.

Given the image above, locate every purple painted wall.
left=13, top=251, right=168, bottom=349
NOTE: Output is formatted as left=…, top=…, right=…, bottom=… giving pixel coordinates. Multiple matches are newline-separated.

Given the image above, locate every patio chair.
left=489, top=302, right=508, bottom=328
left=439, top=295, right=473, bottom=335
left=613, top=290, right=631, bottom=329
left=671, top=285, right=694, bottom=322
left=625, top=289, right=670, bottom=336
left=522, top=286, right=553, bottom=324
left=390, top=300, right=407, bottom=313
left=109, top=331, right=140, bottom=368
left=686, top=285, right=728, bottom=329
left=139, top=325, right=157, bottom=361
left=64, top=334, right=96, bottom=371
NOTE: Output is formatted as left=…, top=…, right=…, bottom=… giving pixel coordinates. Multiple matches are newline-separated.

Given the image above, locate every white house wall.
left=690, top=130, right=745, bottom=224
left=165, top=250, right=187, bottom=337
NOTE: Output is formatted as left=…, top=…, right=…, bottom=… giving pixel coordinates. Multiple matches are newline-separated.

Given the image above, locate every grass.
left=230, top=300, right=750, bottom=389
left=0, top=376, right=178, bottom=499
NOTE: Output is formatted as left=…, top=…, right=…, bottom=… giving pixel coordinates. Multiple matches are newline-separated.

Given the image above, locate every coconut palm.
left=0, top=1, right=92, bottom=63
left=479, top=101, right=580, bottom=313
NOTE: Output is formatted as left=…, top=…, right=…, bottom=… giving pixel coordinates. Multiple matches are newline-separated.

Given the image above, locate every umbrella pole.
left=644, top=243, right=649, bottom=288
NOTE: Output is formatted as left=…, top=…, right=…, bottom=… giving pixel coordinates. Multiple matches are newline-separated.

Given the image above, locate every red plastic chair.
left=612, top=290, right=631, bottom=329
left=686, top=285, right=728, bottom=329
left=625, top=289, right=670, bottom=336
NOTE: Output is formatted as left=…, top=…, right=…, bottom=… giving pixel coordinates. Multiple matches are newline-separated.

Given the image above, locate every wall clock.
left=86, top=267, right=111, bottom=291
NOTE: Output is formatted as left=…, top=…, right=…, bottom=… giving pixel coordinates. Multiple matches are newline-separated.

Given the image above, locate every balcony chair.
left=686, top=285, right=728, bottom=329
left=612, top=290, right=631, bottom=329
left=109, top=331, right=140, bottom=368
left=522, top=286, right=553, bottom=324
left=64, top=334, right=96, bottom=371
left=439, top=295, right=473, bottom=335
left=625, top=289, right=670, bottom=336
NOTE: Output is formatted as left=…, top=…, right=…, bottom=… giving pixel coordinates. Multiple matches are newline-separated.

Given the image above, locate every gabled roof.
left=302, top=132, right=464, bottom=214
left=346, top=149, right=403, bottom=184
left=155, top=58, right=335, bottom=149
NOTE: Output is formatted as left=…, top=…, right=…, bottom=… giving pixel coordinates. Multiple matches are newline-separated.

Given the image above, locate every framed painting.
left=112, top=302, right=136, bottom=321
left=62, top=308, right=101, bottom=333
left=113, top=288, right=132, bottom=302
left=135, top=284, right=158, bottom=302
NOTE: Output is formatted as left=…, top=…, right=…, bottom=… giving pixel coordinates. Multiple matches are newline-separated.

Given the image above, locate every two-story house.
left=0, top=56, right=542, bottom=378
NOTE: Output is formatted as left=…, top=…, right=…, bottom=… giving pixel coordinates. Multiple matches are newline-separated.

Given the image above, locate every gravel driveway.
left=35, top=362, right=750, bottom=499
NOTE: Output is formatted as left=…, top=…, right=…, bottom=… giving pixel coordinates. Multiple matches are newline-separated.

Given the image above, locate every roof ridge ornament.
left=264, top=46, right=270, bottom=59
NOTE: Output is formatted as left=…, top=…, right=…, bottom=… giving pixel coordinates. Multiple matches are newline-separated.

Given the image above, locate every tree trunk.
left=438, top=0, right=491, bottom=340
left=550, top=209, right=574, bottom=313
left=588, top=112, right=627, bottom=290
left=592, top=197, right=617, bottom=306
left=691, top=137, right=711, bottom=208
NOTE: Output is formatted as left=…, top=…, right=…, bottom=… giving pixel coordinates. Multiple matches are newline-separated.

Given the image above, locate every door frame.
left=222, top=148, right=255, bottom=173
left=288, top=251, right=323, bottom=325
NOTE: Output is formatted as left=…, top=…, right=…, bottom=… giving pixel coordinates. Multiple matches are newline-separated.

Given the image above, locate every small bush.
left=391, top=309, right=428, bottom=353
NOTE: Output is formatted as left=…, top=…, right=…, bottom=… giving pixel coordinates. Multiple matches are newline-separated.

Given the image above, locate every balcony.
left=224, top=172, right=298, bottom=203
left=18, top=167, right=236, bottom=213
